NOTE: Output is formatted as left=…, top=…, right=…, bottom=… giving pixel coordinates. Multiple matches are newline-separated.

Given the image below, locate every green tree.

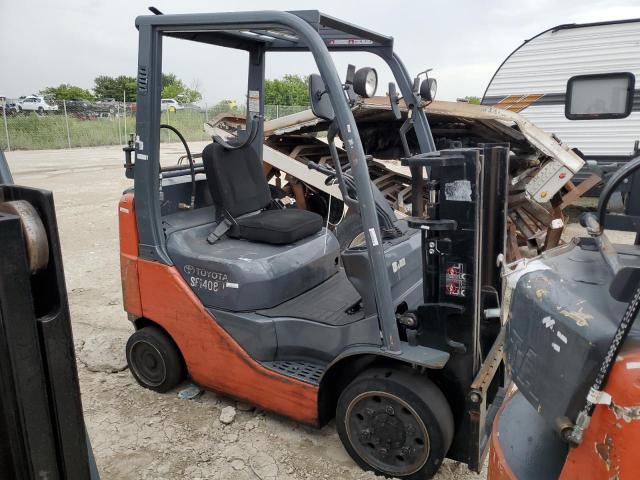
left=93, top=75, right=137, bottom=101
left=162, top=73, right=178, bottom=89
left=93, top=73, right=202, bottom=103
left=464, top=96, right=481, bottom=105
left=160, top=73, right=202, bottom=103
left=264, top=75, right=309, bottom=106
left=41, top=84, right=95, bottom=101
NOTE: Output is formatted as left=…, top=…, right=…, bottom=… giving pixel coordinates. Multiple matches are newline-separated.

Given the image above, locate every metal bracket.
left=415, top=303, right=467, bottom=354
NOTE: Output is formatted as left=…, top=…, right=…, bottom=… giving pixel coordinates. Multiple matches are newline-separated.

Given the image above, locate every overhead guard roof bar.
left=137, top=10, right=393, bottom=52
left=248, top=29, right=299, bottom=43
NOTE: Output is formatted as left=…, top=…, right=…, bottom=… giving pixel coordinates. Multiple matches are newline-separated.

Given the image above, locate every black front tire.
left=126, top=326, right=186, bottom=393
left=336, top=367, right=454, bottom=479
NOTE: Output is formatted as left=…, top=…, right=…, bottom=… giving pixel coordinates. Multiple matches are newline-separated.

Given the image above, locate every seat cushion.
left=202, top=143, right=271, bottom=217
left=231, top=208, right=323, bottom=245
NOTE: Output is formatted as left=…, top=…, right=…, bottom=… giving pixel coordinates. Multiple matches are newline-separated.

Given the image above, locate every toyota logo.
left=184, top=264, right=195, bottom=275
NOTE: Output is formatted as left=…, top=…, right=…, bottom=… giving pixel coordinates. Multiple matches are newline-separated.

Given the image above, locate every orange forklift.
left=488, top=155, right=640, bottom=479
left=118, top=9, right=513, bottom=479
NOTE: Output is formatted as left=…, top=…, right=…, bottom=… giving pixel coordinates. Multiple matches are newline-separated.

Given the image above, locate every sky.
left=1, top=0, right=639, bottom=104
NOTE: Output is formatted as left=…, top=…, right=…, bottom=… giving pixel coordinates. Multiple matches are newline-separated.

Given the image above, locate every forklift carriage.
left=0, top=151, right=100, bottom=479
left=121, top=10, right=506, bottom=478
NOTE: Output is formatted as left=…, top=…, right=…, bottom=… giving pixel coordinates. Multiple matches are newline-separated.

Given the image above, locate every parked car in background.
left=160, top=98, right=184, bottom=112
left=18, top=96, right=59, bottom=114
left=180, top=102, right=202, bottom=111
left=0, top=96, right=19, bottom=116
left=96, top=98, right=118, bottom=109
left=64, top=98, right=94, bottom=112
left=92, top=98, right=118, bottom=116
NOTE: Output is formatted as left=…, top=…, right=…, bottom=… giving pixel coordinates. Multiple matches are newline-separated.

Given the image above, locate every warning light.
left=559, top=172, right=566, bottom=179
left=540, top=191, right=547, bottom=198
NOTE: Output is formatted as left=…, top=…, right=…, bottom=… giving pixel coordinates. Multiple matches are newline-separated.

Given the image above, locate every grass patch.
left=1, top=104, right=309, bottom=151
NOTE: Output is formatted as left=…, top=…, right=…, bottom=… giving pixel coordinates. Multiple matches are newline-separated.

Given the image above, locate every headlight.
left=353, top=67, right=378, bottom=98
left=420, top=78, right=437, bottom=102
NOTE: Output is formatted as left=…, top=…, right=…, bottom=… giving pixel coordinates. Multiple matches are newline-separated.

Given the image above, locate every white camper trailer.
left=482, top=19, right=639, bottom=178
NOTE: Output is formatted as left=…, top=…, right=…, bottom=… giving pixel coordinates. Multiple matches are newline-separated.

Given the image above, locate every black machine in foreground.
left=0, top=150, right=99, bottom=480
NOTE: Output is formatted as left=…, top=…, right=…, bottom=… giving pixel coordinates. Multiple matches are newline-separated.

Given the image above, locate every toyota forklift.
left=488, top=155, right=640, bottom=479
left=120, top=10, right=511, bottom=478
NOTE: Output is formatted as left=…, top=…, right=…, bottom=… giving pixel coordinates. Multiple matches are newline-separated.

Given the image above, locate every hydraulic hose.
left=160, top=124, right=196, bottom=209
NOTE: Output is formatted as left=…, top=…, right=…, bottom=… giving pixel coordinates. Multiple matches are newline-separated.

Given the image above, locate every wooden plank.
left=507, top=220, right=522, bottom=263
left=543, top=218, right=565, bottom=250
left=515, top=208, right=540, bottom=238
left=508, top=193, right=527, bottom=208
left=521, top=199, right=554, bottom=227
left=559, top=174, right=602, bottom=210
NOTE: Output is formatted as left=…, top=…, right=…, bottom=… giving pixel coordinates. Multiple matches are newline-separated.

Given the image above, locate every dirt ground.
left=5, top=144, right=635, bottom=480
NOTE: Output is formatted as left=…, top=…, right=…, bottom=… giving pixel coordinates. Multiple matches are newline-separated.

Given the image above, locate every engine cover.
left=505, top=238, right=640, bottom=431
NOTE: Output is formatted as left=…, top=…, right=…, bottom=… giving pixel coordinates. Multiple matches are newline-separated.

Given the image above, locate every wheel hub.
left=369, top=411, right=405, bottom=446
left=130, top=341, right=166, bottom=387
left=346, top=391, right=430, bottom=476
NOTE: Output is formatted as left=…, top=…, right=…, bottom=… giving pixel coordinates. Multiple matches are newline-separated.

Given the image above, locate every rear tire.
left=336, top=367, right=454, bottom=479
left=126, top=326, right=186, bottom=393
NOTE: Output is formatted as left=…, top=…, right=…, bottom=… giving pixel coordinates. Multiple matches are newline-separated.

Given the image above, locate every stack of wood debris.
left=205, top=97, right=596, bottom=261
left=506, top=172, right=600, bottom=262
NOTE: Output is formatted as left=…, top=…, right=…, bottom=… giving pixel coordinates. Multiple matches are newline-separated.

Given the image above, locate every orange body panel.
left=560, top=341, right=640, bottom=480
left=118, top=194, right=319, bottom=425
left=489, top=339, right=640, bottom=479
left=118, top=194, right=142, bottom=317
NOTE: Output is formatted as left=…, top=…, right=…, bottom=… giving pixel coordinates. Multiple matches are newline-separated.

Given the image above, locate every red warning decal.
left=445, top=262, right=467, bottom=297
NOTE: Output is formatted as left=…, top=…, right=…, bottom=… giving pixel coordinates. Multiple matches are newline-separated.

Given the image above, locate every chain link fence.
left=0, top=97, right=308, bottom=151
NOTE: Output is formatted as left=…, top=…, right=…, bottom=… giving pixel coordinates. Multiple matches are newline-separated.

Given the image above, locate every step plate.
left=263, top=361, right=325, bottom=386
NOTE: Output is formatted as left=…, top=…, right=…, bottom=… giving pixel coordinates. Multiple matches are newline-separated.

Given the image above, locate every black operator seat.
left=202, top=142, right=322, bottom=244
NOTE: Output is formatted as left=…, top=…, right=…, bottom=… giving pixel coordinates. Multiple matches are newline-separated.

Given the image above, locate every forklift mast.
left=402, top=145, right=510, bottom=468
left=0, top=150, right=99, bottom=479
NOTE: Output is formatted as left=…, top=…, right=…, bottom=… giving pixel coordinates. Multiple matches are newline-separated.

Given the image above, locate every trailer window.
left=566, top=72, right=635, bottom=120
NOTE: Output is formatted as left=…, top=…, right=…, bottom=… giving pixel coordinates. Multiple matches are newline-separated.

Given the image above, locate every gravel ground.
left=4, top=144, right=635, bottom=480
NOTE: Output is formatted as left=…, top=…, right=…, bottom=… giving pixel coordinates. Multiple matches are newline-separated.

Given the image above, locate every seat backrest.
left=202, top=143, right=271, bottom=217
